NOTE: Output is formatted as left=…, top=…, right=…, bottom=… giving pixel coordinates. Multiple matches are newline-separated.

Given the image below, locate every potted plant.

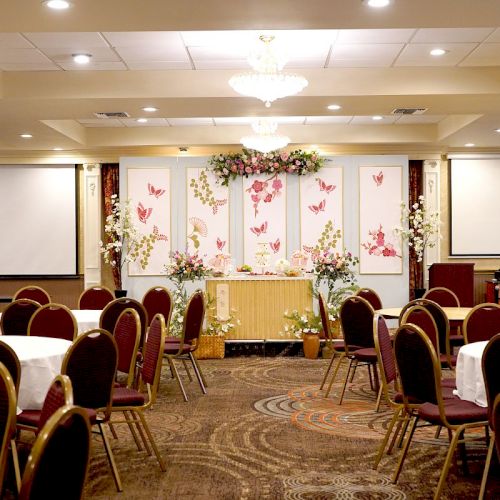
left=282, top=309, right=323, bottom=359
left=99, top=194, right=157, bottom=296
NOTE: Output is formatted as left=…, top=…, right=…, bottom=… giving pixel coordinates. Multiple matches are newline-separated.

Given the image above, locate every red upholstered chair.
left=336, top=296, right=378, bottom=405
left=0, top=299, right=41, bottom=336
left=109, top=313, right=167, bottom=471
left=61, top=329, right=122, bottom=492
left=113, top=308, right=141, bottom=389
left=392, top=324, right=488, bottom=498
left=142, top=286, right=172, bottom=327
left=463, top=303, right=500, bottom=344
left=13, top=286, right=50, bottom=306
left=355, top=287, right=383, bottom=311
left=27, top=303, right=77, bottom=342
left=0, top=342, right=21, bottom=396
left=78, top=285, right=114, bottom=310
left=163, top=290, right=206, bottom=402
left=18, top=406, right=91, bottom=500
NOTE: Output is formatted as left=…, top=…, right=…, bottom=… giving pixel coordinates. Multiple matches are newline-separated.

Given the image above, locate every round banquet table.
left=0, top=335, right=72, bottom=413
left=376, top=306, right=472, bottom=321
left=454, top=340, right=488, bottom=407
left=71, top=309, right=102, bottom=334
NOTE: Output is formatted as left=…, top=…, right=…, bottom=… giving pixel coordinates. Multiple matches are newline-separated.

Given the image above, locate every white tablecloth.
left=455, top=340, right=488, bottom=407
left=0, top=336, right=72, bottom=412
left=71, top=309, right=101, bottom=334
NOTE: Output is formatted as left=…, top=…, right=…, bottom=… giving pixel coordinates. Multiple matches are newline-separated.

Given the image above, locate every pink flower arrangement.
left=165, top=250, right=212, bottom=285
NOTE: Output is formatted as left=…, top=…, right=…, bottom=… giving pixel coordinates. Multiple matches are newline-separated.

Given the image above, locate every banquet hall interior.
left=1, top=1, right=500, bottom=499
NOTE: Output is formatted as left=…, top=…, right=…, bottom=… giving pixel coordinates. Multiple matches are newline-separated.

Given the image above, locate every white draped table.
left=0, top=336, right=72, bottom=412
left=71, top=309, right=101, bottom=334
left=454, top=340, right=488, bottom=407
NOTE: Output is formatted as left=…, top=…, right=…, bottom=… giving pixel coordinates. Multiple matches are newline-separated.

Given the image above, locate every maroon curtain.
left=408, top=160, right=424, bottom=300
left=101, top=163, right=120, bottom=289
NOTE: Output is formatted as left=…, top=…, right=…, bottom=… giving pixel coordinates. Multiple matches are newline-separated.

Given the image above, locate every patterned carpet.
left=81, top=356, right=497, bottom=499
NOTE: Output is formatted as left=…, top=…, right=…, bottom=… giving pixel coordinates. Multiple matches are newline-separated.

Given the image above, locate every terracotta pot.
left=302, top=333, right=320, bottom=359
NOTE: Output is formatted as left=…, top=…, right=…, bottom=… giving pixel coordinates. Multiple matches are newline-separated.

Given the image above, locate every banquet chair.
left=0, top=342, right=21, bottom=396
left=13, top=286, right=51, bottom=306
left=0, top=299, right=41, bottom=336
left=78, top=285, right=114, bottom=310
left=163, top=290, right=206, bottom=402
left=392, top=323, right=488, bottom=499
left=463, top=303, right=500, bottom=344
left=355, top=287, right=383, bottom=311
left=100, top=298, right=148, bottom=351
left=0, top=363, right=19, bottom=495
left=336, top=296, right=378, bottom=405
left=61, top=329, right=122, bottom=491
left=113, top=308, right=141, bottom=389
left=142, top=286, right=172, bottom=327
left=109, top=313, right=167, bottom=471
left=18, top=405, right=91, bottom=500
left=27, top=303, right=77, bottom=342
left=318, top=293, right=349, bottom=397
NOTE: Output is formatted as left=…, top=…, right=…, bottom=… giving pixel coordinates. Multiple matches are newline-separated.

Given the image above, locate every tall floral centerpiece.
left=99, top=194, right=157, bottom=293
left=164, top=250, right=211, bottom=337
left=395, top=195, right=440, bottom=296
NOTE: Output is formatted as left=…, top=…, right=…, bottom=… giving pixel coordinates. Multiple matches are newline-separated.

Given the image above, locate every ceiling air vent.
left=94, top=112, right=130, bottom=119
left=391, top=108, right=428, bottom=115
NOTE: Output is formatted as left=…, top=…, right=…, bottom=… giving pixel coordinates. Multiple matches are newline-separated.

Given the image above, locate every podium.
left=429, top=263, right=475, bottom=307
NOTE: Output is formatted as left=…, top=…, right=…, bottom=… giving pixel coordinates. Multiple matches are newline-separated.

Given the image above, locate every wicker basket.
left=194, top=335, right=225, bottom=359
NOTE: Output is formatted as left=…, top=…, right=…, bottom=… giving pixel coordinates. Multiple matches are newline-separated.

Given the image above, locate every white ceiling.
left=1, top=0, right=500, bottom=156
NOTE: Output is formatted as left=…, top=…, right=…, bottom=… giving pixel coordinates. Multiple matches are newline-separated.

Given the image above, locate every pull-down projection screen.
left=0, top=165, right=78, bottom=276
left=450, top=158, right=500, bottom=256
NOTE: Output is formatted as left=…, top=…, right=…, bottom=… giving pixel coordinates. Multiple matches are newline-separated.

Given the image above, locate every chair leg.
left=320, top=352, right=337, bottom=390
left=392, top=415, right=419, bottom=484
left=374, top=385, right=384, bottom=412
left=123, top=410, right=146, bottom=453
left=137, top=410, right=167, bottom=472
left=324, top=354, right=345, bottom=398
left=97, top=422, right=123, bottom=492
left=181, top=359, right=193, bottom=382
left=479, top=434, right=495, bottom=500
left=387, top=412, right=407, bottom=455
left=434, top=425, right=464, bottom=500
left=168, top=357, right=188, bottom=402
left=349, top=359, right=358, bottom=383
left=188, top=352, right=207, bottom=394
left=339, top=358, right=354, bottom=405
left=373, top=406, right=401, bottom=470
left=191, top=353, right=208, bottom=388
left=10, top=439, right=21, bottom=494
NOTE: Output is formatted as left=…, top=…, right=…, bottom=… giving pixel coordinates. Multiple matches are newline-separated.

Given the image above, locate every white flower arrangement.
left=395, top=195, right=440, bottom=263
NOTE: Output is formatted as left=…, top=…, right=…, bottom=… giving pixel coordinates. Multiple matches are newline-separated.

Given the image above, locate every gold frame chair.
left=27, top=302, right=78, bottom=341
left=13, top=286, right=51, bottom=305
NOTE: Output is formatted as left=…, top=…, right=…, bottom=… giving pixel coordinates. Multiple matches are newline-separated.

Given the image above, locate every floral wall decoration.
left=359, top=166, right=403, bottom=274
left=208, top=149, right=325, bottom=186
left=300, top=167, right=343, bottom=258
left=127, top=168, right=171, bottom=275
left=243, top=173, right=286, bottom=268
left=187, top=168, right=229, bottom=261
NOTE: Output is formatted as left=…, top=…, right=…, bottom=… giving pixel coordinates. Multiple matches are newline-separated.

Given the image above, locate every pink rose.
left=231, top=165, right=237, bottom=173
left=252, top=180, right=265, bottom=192
left=245, top=166, right=253, bottom=174
left=264, top=193, right=272, bottom=203
left=272, top=179, right=282, bottom=190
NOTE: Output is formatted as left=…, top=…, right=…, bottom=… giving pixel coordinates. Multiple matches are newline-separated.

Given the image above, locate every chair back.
left=28, top=303, right=77, bottom=341
left=393, top=323, right=442, bottom=407
left=318, top=293, right=333, bottom=342
left=401, top=305, right=440, bottom=355
left=373, top=314, right=397, bottom=388
left=141, top=313, right=167, bottom=404
left=142, top=286, right=173, bottom=327
left=38, top=374, right=73, bottom=431
left=482, top=333, right=500, bottom=428
left=19, top=406, right=91, bottom=500
left=100, top=298, right=148, bottom=349
left=0, top=363, right=17, bottom=492
left=423, top=286, right=460, bottom=307
left=355, top=287, right=383, bottom=310
left=0, top=341, right=21, bottom=395
left=0, top=298, right=41, bottom=336
left=493, top=394, right=500, bottom=458
left=180, top=290, right=205, bottom=347
left=61, top=329, right=118, bottom=417
left=463, top=303, right=500, bottom=344
left=113, top=308, right=141, bottom=388
left=420, top=301, right=450, bottom=359
left=14, top=286, right=51, bottom=305
left=398, top=298, right=435, bottom=325
left=78, top=286, right=114, bottom=310
left=339, top=296, right=375, bottom=353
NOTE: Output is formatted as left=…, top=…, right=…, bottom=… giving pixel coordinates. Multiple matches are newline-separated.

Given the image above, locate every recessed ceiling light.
left=72, top=53, right=92, bottom=64
left=136, top=118, right=148, bottom=123
left=372, top=115, right=383, bottom=121
left=53, top=147, right=63, bottom=151
left=364, top=0, right=391, bottom=8
left=20, top=134, right=32, bottom=138
left=43, top=0, right=71, bottom=9
left=327, top=104, right=342, bottom=111
left=430, top=48, right=448, bottom=56
left=142, top=107, right=158, bottom=113
left=465, top=143, right=475, bottom=147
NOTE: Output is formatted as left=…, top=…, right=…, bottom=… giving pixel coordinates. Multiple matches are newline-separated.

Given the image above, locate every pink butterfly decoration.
left=269, top=239, right=280, bottom=254
left=148, top=183, right=165, bottom=198
left=152, top=225, right=168, bottom=242
left=373, top=171, right=384, bottom=187
left=137, top=202, right=152, bottom=224
left=308, top=199, right=326, bottom=215
left=250, top=221, right=268, bottom=236
left=317, top=178, right=336, bottom=194
left=216, top=237, right=226, bottom=251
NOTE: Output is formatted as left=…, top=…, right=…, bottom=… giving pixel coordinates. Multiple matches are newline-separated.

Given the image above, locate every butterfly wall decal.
left=137, top=202, right=152, bottom=223
left=373, top=171, right=384, bottom=187
left=316, top=178, right=336, bottom=194
left=308, top=199, right=326, bottom=215
left=269, top=239, right=280, bottom=253
left=148, top=183, right=166, bottom=198
left=250, top=221, right=268, bottom=236
left=216, top=237, right=226, bottom=251
left=152, top=225, right=168, bottom=242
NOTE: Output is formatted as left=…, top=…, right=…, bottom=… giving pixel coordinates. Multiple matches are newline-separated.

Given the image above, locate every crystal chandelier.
left=240, top=119, right=290, bottom=153
left=229, top=36, right=308, bottom=108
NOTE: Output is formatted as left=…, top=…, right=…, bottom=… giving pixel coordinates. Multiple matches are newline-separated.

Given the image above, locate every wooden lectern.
left=428, top=263, right=475, bottom=307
